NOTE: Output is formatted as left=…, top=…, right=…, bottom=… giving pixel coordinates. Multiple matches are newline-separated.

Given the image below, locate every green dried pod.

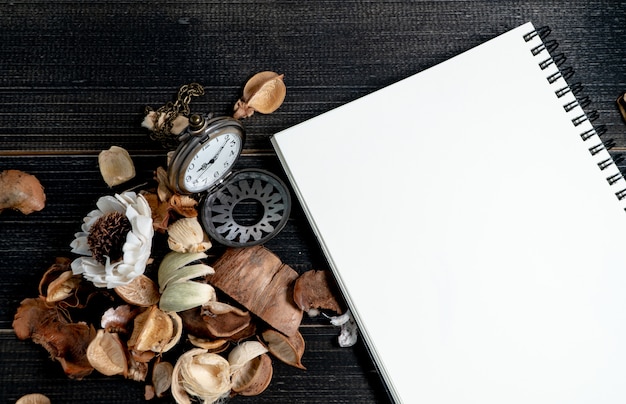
left=159, top=281, right=216, bottom=312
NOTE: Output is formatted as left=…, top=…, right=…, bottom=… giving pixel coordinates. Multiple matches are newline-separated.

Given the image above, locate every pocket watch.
left=168, top=113, right=245, bottom=194
left=167, top=113, right=291, bottom=247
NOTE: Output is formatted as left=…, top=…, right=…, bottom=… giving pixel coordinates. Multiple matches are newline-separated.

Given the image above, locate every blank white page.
left=272, top=22, right=626, bottom=403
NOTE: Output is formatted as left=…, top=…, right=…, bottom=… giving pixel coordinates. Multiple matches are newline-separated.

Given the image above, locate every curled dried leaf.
left=15, top=393, right=51, bottom=404
left=261, top=328, right=306, bottom=370
left=98, top=146, right=136, bottom=187
left=167, top=217, right=212, bottom=253
left=172, top=348, right=232, bottom=404
left=86, top=329, right=128, bottom=377
left=114, top=274, right=160, bottom=307
left=233, top=71, right=286, bottom=119
left=0, top=169, right=46, bottom=214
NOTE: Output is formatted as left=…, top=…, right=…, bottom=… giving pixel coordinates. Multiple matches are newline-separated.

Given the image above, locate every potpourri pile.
left=10, top=73, right=357, bottom=403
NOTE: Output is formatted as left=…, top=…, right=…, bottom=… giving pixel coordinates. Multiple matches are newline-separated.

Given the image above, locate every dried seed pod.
left=228, top=340, right=268, bottom=375
left=127, top=305, right=177, bottom=353
left=44, top=270, right=82, bottom=303
left=201, top=301, right=254, bottom=339
left=618, top=93, right=626, bottom=122
left=15, top=393, right=51, bottom=404
left=86, top=330, right=128, bottom=377
left=167, top=217, right=212, bottom=253
left=142, top=110, right=190, bottom=137
left=0, top=169, right=46, bottom=214
left=170, top=194, right=198, bottom=217
left=114, top=274, right=160, bottom=307
left=152, top=360, right=174, bottom=398
left=233, top=71, right=286, bottom=119
left=260, top=328, right=306, bottom=370
left=231, top=353, right=273, bottom=396
left=98, top=146, right=136, bottom=187
left=172, top=348, right=232, bottom=404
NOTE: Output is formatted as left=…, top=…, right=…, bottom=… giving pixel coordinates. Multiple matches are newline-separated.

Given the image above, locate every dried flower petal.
left=98, top=146, right=136, bottom=187
left=158, top=251, right=209, bottom=291
left=101, top=305, right=137, bottom=333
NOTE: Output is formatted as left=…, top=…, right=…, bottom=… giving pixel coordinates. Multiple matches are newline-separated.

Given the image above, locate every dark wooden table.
left=1, top=1, right=625, bottom=403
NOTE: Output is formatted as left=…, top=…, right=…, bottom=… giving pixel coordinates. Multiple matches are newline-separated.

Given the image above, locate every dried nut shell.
left=101, top=305, right=137, bottom=333
left=172, top=348, right=232, bottom=404
left=233, top=71, right=286, bottom=119
left=0, top=169, right=46, bottom=214
left=98, top=146, right=136, bottom=187
left=15, top=393, right=51, bottom=404
left=128, top=305, right=175, bottom=353
left=261, top=328, right=306, bottom=369
left=86, top=330, right=128, bottom=376
left=114, top=274, right=160, bottom=307
left=152, top=361, right=174, bottom=398
left=228, top=340, right=268, bottom=375
left=231, top=353, right=273, bottom=396
left=159, top=281, right=216, bottom=312
left=167, top=217, right=212, bottom=253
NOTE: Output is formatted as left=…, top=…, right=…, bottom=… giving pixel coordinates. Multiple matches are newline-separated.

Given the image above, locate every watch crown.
left=189, top=113, right=205, bottom=130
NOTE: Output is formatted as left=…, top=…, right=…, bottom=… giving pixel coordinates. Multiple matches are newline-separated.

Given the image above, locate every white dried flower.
left=70, top=192, right=153, bottom=288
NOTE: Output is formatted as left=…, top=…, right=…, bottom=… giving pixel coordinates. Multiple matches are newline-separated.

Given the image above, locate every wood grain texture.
left=1, top=1, right=625, bottom=402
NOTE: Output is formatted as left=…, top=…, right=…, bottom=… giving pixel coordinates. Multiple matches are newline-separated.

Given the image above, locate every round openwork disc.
left=201, top=169, right=291, bottom=247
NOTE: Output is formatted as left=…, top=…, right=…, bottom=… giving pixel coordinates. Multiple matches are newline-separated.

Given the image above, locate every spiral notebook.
left=272, top=22, right=626, bottom=403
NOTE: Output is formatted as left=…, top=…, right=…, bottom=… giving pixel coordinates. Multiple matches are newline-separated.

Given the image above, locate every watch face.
left=181, top=132, right=243, bottom=193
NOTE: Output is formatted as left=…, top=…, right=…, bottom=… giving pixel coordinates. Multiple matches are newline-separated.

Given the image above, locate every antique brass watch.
left=167, top=113, right=291, bottom=247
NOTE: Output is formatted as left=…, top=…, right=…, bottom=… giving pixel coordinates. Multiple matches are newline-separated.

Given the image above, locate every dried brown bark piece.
left=208, top=246, right=303, bottom=336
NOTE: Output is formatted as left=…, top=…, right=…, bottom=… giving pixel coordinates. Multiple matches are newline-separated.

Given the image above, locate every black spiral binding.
left=524, top=26, right=626, bottom=206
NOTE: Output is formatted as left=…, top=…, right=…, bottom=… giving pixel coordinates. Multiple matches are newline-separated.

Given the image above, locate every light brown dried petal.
left=260, top=328, right=306, bottom=370
left=233, top=71, right=286, bottom=119
left=188, top=334, right=230, bottom=353
left=152, top=361, right=174, bottom=398
left=0, top=169, right=46, bottom=214
left=98, top=146, right=136, bottom=187
left=15, top=393, right=51, bottom=404
left=231, top=353, right=273, bottom=396
left=114, top=274, right=160, bottom=307
left=86, top=330, right=128, bottom=377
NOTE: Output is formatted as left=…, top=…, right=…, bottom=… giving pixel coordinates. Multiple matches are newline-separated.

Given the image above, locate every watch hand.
left=196, top=136, right=230, bottom=175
